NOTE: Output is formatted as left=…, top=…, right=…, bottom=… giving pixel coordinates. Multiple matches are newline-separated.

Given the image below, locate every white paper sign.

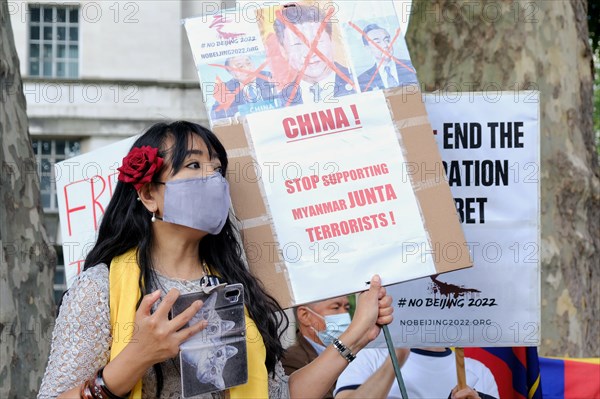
left=370, top=91, right=541, bottom=347
left=184, top=13, right=265, bottom=63
left=245, top=91, right=436, bottom=304
left=55, top=136, right=138, bottom=287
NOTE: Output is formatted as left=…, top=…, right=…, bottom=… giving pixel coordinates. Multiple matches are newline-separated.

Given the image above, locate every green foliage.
left=348, top=294, right=356, bottom=318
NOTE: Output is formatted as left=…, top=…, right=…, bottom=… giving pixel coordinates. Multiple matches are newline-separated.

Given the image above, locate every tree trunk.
left=406, top=0, right=599, bottom=357
left=0, top=0, right=57, bottom=396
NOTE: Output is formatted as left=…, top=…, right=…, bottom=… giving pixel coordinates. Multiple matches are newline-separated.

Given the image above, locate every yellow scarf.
left=109, top=248, right=268, bottom=398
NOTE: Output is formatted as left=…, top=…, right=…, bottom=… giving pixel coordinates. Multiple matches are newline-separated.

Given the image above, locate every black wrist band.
left=94, top=366, right=130, bottom=399
left=332, top=338, right=356, bottom=363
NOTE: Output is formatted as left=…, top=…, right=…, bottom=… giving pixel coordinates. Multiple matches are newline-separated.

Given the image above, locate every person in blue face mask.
left=282, top=296, right=351, bottom=399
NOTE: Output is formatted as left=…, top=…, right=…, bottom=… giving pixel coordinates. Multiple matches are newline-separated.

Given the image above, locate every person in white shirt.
left=335, top=347, right=499, bottom=399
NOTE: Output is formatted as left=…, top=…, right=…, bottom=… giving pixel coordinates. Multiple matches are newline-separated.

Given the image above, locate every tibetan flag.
left=465, top=347, right=542, bottom=399
left=539, top=356, right=600, bottom=399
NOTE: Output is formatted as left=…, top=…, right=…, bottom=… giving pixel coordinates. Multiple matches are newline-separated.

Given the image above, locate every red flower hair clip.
left=117, top=146, right=164, bottom=190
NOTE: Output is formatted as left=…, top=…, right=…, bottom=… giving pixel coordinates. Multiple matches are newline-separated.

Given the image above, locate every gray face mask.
left=160, top=173, right=231, bottom=235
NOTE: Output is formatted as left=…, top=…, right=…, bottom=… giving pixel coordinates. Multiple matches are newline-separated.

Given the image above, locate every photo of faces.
left=197, top=54, right=280, bottom=122
left=257, top=1, right=357, bottom=107
left=344, top=14, right=418, bottom=92
left=186, top=1, right=419, bottom=125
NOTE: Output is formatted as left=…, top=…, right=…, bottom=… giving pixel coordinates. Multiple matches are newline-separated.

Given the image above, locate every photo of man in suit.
left=273, top=3, right=356, bottom=106
left=357, top=23, right=418, bottom=92
left=211, top=55, right=277, bottom=120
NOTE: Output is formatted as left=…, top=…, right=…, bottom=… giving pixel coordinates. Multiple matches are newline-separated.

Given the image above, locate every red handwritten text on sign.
left=63, top=172, right=118, bottom=236
left=281, top=161, right=399, bottom=243
left=283, top=104, right=362, bottom=141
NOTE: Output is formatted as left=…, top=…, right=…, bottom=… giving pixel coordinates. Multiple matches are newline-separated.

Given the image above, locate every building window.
left=53, top=247, right=67, bottom=305
left=28, top=5, right=79, bottom=78
left=31, top=139, right=80, bottom=303
left=32, top=139, right=81, bottom=211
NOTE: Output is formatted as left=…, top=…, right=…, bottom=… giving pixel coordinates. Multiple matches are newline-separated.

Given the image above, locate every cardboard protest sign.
left=56, top=1, right=473, bottom=306
left=369, top=91, right=541, bottom=347
left=243, top=91, right=438, bottom=305
left=190, top=1, right=471, bottom=307
left=217, top=87, right=473, bottom=308
left=213, top=91, right=474, bottom=307
left=55, top=136, right=137, bottom=286
left=184, top=1, right=418, bottom=126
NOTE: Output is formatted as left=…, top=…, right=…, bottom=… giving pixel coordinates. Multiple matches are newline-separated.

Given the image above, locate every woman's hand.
left=129, top=288, right=208, bottom=366
left=101, top=288, right=208, bottom=397
left=344, top=275, right=394, bottom=349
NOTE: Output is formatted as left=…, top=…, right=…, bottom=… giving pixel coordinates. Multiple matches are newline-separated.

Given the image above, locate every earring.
left=136, top=197, right=141, bottom=202
left=151, top=212, right=156, bottom=223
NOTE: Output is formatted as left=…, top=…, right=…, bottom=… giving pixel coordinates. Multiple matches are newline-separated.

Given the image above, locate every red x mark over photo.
left=348, top=21, right=416, bottom=92
left=275, top=6, right=356, bottom=106
left=208, top=59, right=271, bottom=113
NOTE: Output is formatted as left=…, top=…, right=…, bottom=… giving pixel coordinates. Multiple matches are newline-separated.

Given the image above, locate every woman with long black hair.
left=38, top=121, right=393, bottom=399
